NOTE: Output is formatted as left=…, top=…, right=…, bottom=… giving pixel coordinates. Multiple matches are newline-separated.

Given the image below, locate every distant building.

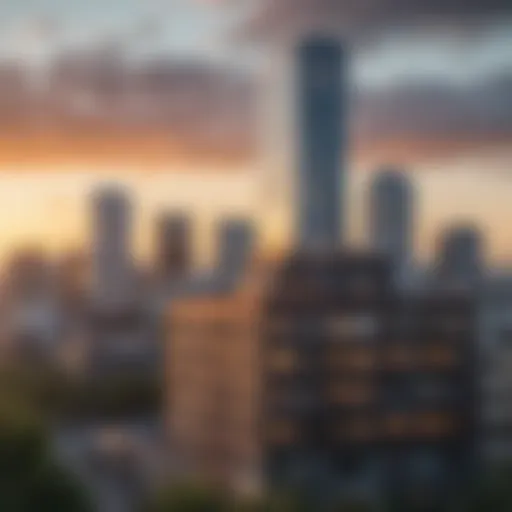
left=91, top=185, right=134, bottom=311
left=297, top=37, right=345, bottom=250
left=155, top=213, right=192, bottom=281
left=434, top=225, right=484, bottom=291
left=2, top=249, right=62, bottom=361
left=215, top=218, right=255, bottom=287
left=4, top=248, right=51, bottom=301
left=369, top=168, right=413, bottom=284
left=55, top=251, right=89, bottom=306
left=87, top=306, right=159, bottom=377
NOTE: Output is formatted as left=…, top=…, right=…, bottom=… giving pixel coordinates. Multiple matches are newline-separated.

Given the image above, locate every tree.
left=461, top=465, right=512, bottom=512
left=145, top=482, right=230, bottom=512
left=0, top=392, right=93, bottom=512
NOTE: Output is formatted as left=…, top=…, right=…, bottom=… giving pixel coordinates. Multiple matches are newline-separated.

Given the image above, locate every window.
left=439, top=316, right=468, bottom=336
left=422, top=346, right=457, bottom=369
left=267, top=421, right=297, bottom=445
left=414, top=379, right=451, bottom=402
left=385, top=345, right=416, bottom=370
left=329, top=383, right=374, bottom=406
left=269, top=348, right=297, bottom=373
left=414, top=412, right=456, bottom=437
left=266, top=318, right=292, bottom=337
left=350, top=276, right=376, bottom=298
left=327, top=314, right=379, bottom=340
left=340, top=418, right=375, bottom=442
left=384, top=413, right=411, bottom=437
left=329, top=348, right=376, bottom=371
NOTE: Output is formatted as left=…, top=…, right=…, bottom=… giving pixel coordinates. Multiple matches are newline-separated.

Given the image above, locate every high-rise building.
left=263, top=252, right=476, bottom=499
left=434, top=224, right=484, bottom=291
left=91, top=185, right=133, bottom=310
left=215, top=218, right=255, bottom=287
left=369, top=168, right=413, bottom=282
left=168, top=285, right=264, bottom=493
left=156, top=213, right=192, bottom=280
left=297, top=37, right=345, bottom=251
left=4, top=248, right=51, bottom=301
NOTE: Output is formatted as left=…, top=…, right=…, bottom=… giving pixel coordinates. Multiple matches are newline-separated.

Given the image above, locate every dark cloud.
left=243, top=0, right=512, bottom=39
left=354, top=74, right=512, bottom=142
left=0, top=56, right=509, bottom=165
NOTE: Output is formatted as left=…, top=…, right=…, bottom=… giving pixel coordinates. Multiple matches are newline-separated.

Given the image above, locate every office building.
left=369, top=168, right=413, bottom=283
left=297, top=37, right=345, bottom=250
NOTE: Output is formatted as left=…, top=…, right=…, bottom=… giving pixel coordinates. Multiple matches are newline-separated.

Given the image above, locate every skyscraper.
left=215, top=218, right=255, bottom=287
left=435, top=224, right=484, bottom=290
left=155, top=213, right=192, bottom=281
left=297, top=37, right=345, bottom=251
left=369, top=168, right=413, bottom=280
left=91, top=185, right=133, bottom=310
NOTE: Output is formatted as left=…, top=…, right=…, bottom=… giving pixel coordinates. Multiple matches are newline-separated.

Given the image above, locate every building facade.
left=168, top=287, right=264, bottom=494
left=263, top=251, right=476, bottom=501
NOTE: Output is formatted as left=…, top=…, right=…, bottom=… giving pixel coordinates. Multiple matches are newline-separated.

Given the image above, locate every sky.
left=0, top=0, right=511, bottom=266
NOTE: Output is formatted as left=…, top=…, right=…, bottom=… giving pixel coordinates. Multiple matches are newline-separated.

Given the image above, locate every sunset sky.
left=0, top=0, right=511, bottom=266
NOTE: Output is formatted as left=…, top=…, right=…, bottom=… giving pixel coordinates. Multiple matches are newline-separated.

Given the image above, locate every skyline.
left=0, top=1, right=510, bottom=266
left=2, top=159, right=512, bottom=267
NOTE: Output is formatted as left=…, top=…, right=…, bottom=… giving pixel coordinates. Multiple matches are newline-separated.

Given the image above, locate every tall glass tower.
left=297, top=37, right=345, bottom=251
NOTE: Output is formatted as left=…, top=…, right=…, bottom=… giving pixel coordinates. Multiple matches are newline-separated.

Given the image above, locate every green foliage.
left=21, top=462, right=93, bottom=512
left=145, top=482, right=230, bottom=512
left=231, top=490, right=310, bottom=512
left=145, top=485, right=368, bottom=512
left=0, top=363, right=161, bottom=421
left=331, top=498, right=372, bottom=512
left=0, top=389, right=93, bottom=512
left=459, top=465, right=512, bottom=512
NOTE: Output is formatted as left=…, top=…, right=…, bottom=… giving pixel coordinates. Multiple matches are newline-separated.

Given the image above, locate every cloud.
left=350, top=73, right=512, bottom=164
left=242, top=0, right=512, bottom=40
left=0, top=56, right=509, bottom=167
left=354, top=73, right=512, bottom=141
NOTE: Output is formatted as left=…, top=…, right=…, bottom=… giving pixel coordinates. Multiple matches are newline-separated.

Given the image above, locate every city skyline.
left=0, top=1, right=509, bottom=267
left=2, top=160, right=512, bottom=267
